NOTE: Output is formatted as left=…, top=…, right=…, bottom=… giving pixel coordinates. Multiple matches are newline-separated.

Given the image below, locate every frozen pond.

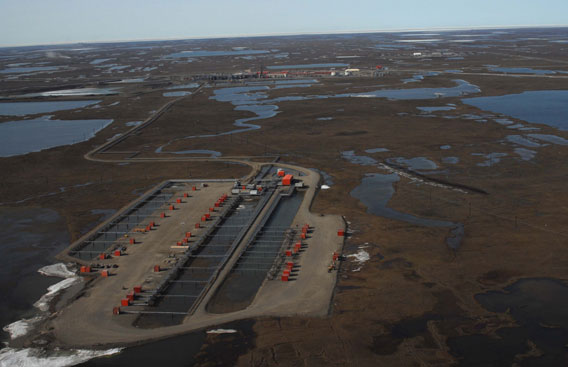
left=15, top=88, right=118, bottom=98
left=442, top=157, right=459, bottom=164
left=463, top=90, right=568, bottom=131
left=109, top=78, right=145, bottom=84
left=163, top=91, right=191, bottom=97
left=364, top=147, right=389, bottom=153
left=266, top=63, right=348, bottom=69
left=344, top=79, right=480, bottom=100
left=341, top=150, right=378, bottom=166
left=514, top=148, right=536, bottom=161
left=167, top=50, right=269, bottom=58
left=417, top=106, right=456, bottom=112
left=472, top=152, right=507, bottom=167
left=527, top=134, right=568, bottom=146
left=90, top=58, right=113, bottom=65
left=0, top=100, right=100, bottom=116
left=506, top=135, right=544, bottom=148
left=0, top=66, right=63, bottom=74
left=0, top=117, right=113, bottom=157
left=488, top=67, right=562, bottom=75
left=387, top=157, right=438, bottom=170
left=165, top=149, right=221, bottom=157
left=166, top=83, right=199, bottom=90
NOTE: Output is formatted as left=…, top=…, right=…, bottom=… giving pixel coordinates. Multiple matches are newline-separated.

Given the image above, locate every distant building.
left=344, top=68, right=360, bottom=76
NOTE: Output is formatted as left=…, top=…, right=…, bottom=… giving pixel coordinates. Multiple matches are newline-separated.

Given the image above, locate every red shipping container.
left=195, top=223, right=200, bottom=228
left=133, top=286, right=142, bottom=293
left=337, top=229, right=345, bottom=236
left=281, top=275, right=289, bottom=281
left=101, top=270, right=109, bottom=277
left=301, top=233, right=306, bottom=239
left=99, top=253, right=106, bottom=260
left=186, top=232, right=192, bottom=238
left=201, top=216, right=206, bottom=222
left=113, top=307, right=120, bottom=315
left=129, top=238, right=135, bottom=245
left=184, top=193, right=188, bottom=198
left=121, top=299, right=130, bottom=307
left=286, top=250, right=292, bottom=257
left=114, top=250, right=121, bottom=257
left=176, top=198, right=181, bottom=204
left=153, top=265, right=160, bottom=273
left=282, top=174, right=293, bottom=186
left=209, top=207, right=214, bottom=212
left=126, top=293, right=134, bottom=302
left=160, top=212, right=165, bottom=218
left=169, top=205, right=175, bottom=211
left=192, top=186, right=197, bottom=191
left=205, top=213, right=211, bottom=219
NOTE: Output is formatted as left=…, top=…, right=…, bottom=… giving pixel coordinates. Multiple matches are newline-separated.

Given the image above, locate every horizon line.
left=1, top=24, right=567, bottom=49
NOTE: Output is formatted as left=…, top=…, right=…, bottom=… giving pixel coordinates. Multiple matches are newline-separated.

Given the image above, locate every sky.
left=0, top=0, right=567, bottom=46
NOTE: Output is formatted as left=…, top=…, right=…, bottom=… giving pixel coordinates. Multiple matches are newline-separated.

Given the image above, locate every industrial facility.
left=53, top=164, right=344, bottom=344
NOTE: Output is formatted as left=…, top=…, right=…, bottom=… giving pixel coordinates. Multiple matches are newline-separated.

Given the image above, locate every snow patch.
left=38, top=263, right=75, bottom=278
left=0, top=347, right=122, bottom=367
left=347, top=249, right=370, bottom=265
left=206, top=329, right=237, bottom=334
left=34, top=277, right=81, bottom=312
left=2, top=316, right=43, bottom=340
left=2, top=263, right=81, bottom=341
left=321, top=185, right=330, bottom=190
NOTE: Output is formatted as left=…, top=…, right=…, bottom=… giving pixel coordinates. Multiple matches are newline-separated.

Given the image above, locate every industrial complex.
left=53, top=162, right=344, bottom=346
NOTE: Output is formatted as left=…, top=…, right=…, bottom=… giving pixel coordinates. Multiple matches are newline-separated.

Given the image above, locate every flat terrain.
left=2, top=27, right=568, bottom=366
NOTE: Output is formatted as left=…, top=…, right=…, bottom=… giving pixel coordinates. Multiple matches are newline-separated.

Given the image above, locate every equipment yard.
left=51, top=166, right=344, bottom=346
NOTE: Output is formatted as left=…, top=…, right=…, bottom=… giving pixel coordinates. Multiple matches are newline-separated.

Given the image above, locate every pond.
left=448, top=278, right=568, bottom=366
left=350, top=173, right=455, bottom=228
left=166, top=50, right=269, bottom=58
left=463, top=90, right=568, bottom=131
left=0, top=100, right=100, bottom=116
left=266, top=63, right=348, bottom=69
left=0, top=117, right=113, bottom=157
